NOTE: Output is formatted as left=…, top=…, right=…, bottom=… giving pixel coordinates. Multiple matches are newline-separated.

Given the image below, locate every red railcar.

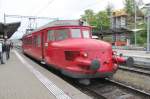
left=22, top=20, right=132, bottom=81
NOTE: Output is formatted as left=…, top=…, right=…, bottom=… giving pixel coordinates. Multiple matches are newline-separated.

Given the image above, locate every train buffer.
left=114, top=49, right=150, bottom=68
left=0, top=50, right=91, bottom=99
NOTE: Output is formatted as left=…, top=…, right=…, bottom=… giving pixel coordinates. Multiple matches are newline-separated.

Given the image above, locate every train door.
left=41, top=31, right=44, bottom=60
left=32, top=32, right=42, bottom=60
left=43, top=29, right=55, bottom=64
left=31, top=34, right=37, bottom=57
left=38, top=32, right=43, bottom=60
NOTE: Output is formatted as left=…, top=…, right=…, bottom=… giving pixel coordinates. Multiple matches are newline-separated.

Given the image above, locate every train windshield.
left=82, top=30, right=90, bottom=38
left=70, top=29, right=90, bottom=39
left=70, top=29, right=81, bottom=38
left=55, top=29, right=69, bottom=40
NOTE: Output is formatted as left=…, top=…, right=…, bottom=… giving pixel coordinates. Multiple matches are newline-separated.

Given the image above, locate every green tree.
left=81, top=9, right=110, bottom=32
left=95, top=11, right=110, bottom=30
left=106, top=2, right=113, bottom=16
left=124, top=0, right=144, bottom=21
left=124, top=0, right=145, bottom=45
left=81, top=9, right=97, bottom=26
left=124, top=0, right=134, bottom=16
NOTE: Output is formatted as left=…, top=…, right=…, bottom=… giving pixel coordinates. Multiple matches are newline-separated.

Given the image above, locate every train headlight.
left=80, top=52, right=88, bottom=58
left=112, top=51, right=117, bottom=55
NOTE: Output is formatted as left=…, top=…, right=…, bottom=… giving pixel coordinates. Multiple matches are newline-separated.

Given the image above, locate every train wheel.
left=78, top=79, right=90, bottom=85
left=106, top=75, right=113, bottom=79
left=41, top=60, right=46, bottom=64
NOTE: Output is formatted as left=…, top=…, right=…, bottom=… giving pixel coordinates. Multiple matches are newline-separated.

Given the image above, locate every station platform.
left=114, top=49, right=150, bottom=67
left=0, top=50, right=91, bottom=99
left=114, top=49, right=150, bottom=59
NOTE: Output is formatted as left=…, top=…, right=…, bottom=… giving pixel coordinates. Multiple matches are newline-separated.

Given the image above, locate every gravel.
left=113, top=69, right=150, bottom=93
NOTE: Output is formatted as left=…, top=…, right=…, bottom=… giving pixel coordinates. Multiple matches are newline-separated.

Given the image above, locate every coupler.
left=113, top=56, right=134, bottom=66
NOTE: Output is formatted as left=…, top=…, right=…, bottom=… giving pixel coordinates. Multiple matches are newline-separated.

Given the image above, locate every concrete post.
left=147, top=8, right=150, bottom=52
left=134, top=0, right=137, bottom=46
left=3, top=13, right=7, bottom=40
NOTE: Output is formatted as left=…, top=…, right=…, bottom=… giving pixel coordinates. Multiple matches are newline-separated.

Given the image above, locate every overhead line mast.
left=5, top=14, right=58, bottom=20
left=4, top=14, right=58, bottom=31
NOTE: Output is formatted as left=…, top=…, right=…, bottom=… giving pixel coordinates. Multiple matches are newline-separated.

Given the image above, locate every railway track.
left=134, top=64, right=150, bottom=70
left=77, top=78, right=150, bottom=99
left=106, top=79, right=150, bottom=98
left=119, top=65, right=150, bottom=76
left=117, top=54, right=150, bottom=69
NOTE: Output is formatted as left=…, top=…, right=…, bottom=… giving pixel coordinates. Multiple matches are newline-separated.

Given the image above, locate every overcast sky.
left=0, top=0, right=150, bottom=39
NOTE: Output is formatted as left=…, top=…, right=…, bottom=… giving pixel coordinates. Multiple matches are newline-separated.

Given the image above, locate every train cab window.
left=83, top=30, right=90, bottom=38
left=47, top=30, right=55, bottom=41
left=71, top=29, right=81, bottom=38
left=37, top=35, right=41, bottom=47
left=55, top=29, right=69, bottom=40
left=33, top=36, right=37, bottom=47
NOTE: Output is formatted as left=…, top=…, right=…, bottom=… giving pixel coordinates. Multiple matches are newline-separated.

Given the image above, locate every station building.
left=111, top=9, right=132, bottom=46
left=93, top=9, right=133, bottom=46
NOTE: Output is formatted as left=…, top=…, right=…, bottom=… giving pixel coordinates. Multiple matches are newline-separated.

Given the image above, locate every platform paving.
left=0, top=50, right=92, bottom=99
left=114, top=49, right=150, bottom=59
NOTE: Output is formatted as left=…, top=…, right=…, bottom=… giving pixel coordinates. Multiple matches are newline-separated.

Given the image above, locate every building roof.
left=112, top=9, right=127, bottom=17
left=93, top=28, right=133, bottom=36
left=0, top=22, right=20, bottom=39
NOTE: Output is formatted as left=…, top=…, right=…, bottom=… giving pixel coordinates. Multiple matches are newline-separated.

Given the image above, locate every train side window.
left=83, top=30, right=90, bottom=38
left=33, top=36, right=37, bottom=47
left=28, top=37, right=32, bottom=45
left=37, top=35, right=41, bottom=47
left=47, top=30, right=55, bottom=41
left=55, top=29, right=69, bottom=40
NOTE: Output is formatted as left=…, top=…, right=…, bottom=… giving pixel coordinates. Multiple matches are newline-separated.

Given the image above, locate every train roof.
left=24, top=20, right=89, bottom=36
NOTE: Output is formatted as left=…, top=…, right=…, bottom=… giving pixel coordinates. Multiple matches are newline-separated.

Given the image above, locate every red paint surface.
left=22, top=22, right=126, bottom=78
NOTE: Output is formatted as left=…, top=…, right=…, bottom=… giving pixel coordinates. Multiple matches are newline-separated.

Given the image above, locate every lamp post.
left=145, top=4, right=150, bottom=52
left=3, top=13, right=7, bottom=40
left=134, top=0, right=137, bottom=46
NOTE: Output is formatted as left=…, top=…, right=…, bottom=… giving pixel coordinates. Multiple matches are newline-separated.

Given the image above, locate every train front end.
left=45, top=20, right=134, bottom=81
left=59, top=39, right=118, bottom=78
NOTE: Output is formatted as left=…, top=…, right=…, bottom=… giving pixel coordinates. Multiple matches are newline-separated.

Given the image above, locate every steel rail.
left=79, top=78, right=150, bottom=99
left=133, top=64, right=150, bottom=70
left=106, top=78, right=150, bottom=97
left=119, top=65, right=150, bottom=76
left=80, top=85, right=107, bottom=99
